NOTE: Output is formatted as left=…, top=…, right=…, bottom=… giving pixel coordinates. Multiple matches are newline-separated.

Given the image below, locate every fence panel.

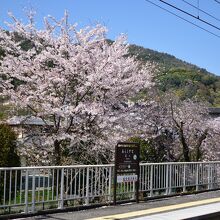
left=0, top=162, right=220, bottom=216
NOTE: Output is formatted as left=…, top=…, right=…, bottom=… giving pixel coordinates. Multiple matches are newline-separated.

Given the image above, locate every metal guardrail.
left=0, top=162, right=219, bottom=216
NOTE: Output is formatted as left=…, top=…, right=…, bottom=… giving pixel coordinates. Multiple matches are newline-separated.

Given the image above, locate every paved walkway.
left=17, top=190, right=220, bottom=220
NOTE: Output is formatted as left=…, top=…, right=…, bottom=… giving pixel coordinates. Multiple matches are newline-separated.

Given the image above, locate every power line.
left=159, top=0, right=220, bottom=32
left=144, top=0, right=220, bottom=39
left=197, top=0, right=200, bottom=19
left=182, top=0, right=220, bottom=22
left=214, top=0, right=220, bottom=4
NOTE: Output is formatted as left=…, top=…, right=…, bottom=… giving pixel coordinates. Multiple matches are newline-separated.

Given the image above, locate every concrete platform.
left=16, top=190, right=220, bottom=220
left=133, top=202, right=220, bottom=220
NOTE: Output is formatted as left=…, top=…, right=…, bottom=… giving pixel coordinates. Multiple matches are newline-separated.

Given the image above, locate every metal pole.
left=113, top=144, right=117, bottom=205
left=165, top=164, right=169, bottom=195
left=24, top=170, right=29, bottom=214
left=108, top=167, right=112, bottom=202
left=136, top=163, right=140, bottom=203
left=183, top=164, right=186, bottom=192
left=85, top=167, right=90, bottom=205
left=150, top=165, right=153, bottom=197
left=59, top=168, right=64, bottom=209
left=31, top=169, right=36, bottom=213
left=196, top=164, right=199, bottom=191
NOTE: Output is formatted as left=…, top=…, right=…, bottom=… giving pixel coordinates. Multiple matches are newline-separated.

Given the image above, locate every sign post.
left=113, top=142, right=140, bottom=205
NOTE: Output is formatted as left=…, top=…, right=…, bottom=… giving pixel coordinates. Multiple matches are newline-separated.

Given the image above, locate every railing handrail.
left=0, top=161, right=220, bottom=170
left=140, top=161, right=220, bottom=165
left=0, top=163, right=114, bottom=170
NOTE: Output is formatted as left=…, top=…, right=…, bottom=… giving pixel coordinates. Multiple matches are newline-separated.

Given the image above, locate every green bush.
left=128, top=137, right=167, bottom=163
left=0, top=124, right=20, bottom=203
left=0, top=124, right=20, bottom=167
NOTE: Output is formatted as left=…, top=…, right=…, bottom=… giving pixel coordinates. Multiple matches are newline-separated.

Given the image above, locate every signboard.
left=115, top=146, right=139, bottom=174
left=113, top=142, right=140, bottom=205
left=117, top=174, right=138, bottom=183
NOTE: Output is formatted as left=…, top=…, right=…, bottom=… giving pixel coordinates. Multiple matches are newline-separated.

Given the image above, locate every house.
left=6, top=116, right=53, bottom=139
left=208, top=107, right=220, bottom=118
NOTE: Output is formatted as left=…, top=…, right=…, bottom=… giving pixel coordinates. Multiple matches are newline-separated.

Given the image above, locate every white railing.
left=0, top=162, right=220, bottom=216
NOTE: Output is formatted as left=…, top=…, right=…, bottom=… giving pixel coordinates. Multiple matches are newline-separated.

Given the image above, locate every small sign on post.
left=113, top=142, right=140, bottom=205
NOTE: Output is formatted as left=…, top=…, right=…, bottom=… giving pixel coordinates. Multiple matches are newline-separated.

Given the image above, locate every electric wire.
left=182, top=0, right=220, bottom=22
left=159, top=0, right=220, bottom=31
left=197, top=0, right=200, bottom=18
left=145, top=0, right=220, bottom=39
left=214, top=0, right=220, bottom=4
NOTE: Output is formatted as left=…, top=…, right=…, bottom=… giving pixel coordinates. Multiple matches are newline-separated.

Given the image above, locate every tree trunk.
left=195, top=129, right=208, bottom=161
left=54, top=140, right=61, bottom=165
left=179, top=123, right=190, bottom=162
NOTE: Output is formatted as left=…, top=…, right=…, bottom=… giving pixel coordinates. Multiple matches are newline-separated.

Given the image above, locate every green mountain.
left=129, top=44, right=220, bottom=106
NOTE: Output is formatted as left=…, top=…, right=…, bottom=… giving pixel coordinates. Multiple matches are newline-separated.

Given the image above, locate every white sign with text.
left=117, top=174, right=138, bottom=183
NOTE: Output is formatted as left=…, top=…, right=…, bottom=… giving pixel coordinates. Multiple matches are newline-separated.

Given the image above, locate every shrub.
left=0, top=124, right=20, bottom=167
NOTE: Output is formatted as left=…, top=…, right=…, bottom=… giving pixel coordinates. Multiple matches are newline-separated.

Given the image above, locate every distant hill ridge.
left=128, top=44, right=220, bottom=106
left=129, top=44, right=216, bottom=75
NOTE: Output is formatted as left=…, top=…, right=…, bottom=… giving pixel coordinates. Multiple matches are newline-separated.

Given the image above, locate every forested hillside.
left=129, top=44, right=220, bottom=106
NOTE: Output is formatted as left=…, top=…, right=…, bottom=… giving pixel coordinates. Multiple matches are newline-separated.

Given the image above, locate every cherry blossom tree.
left=111, top=93, right=220, bottom=162
left=0, top=12, right=155, bottom=165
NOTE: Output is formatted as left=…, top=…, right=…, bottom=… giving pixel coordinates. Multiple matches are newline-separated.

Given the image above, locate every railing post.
left=31, top=169, right=36, bottom=213
left=169, top=164, right=172, bottom=194
left=210, top=164, right=213, bottom=189
left=59, top=168, right=64, bottom=209
left=213, top=163, right=217, bottom=188
left=108, top=166, right=112, bottom=202
left=183, top=164, right=186, bottom=192
left=165, top=164, right=169, bottom=195
left=150, top=165, right=153, bottom=197
left=24, top=170, right=29, bottom=214
left=208, top=164, right=211, bottom=190
left=196, top=164, right=199, bottom=191
left=85, top=167, right=90, bottom=205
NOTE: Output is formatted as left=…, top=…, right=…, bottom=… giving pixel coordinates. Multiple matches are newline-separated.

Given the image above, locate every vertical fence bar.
left=37, top=171, right=40, bottom=202
left=74, top=170, right=77, bottom=198
left=59, top=168, right=64, bottom=209
left=42, top=171, right=45, bottom=203
left=47, top=169, right=50, bottom=201
left=78, top=169, right=81, bottom=197
left=24, top=170, right=29, bottom=214
left=14, top=170, right=17, bottom=205
left=52, top=169, right=54, bottom=200
left=85, top=167, right=90, bottom=205
left=210, top=164, right=213, bottom=190
left=70, top=169, right=73, bottom=196
left=82, top=169, right=85, bottom=198
left=3, top=170, right=6, bottom=206
left=9, top=170, right=12, bottom=206
left=183, top=164, right=186, bottom=192
left=196, top=164, right=199, bottom=191
left=208, top=164, right=211, bottom=190
left=169, top=164, right=172, bottom=194
left=20, top=170, right=22, bottom=204
left=66, top=169, right=69, bottom=198
left=31, top=169, right=36, bottom=213
left=108, top=166, right=112, bottom=202
left=150, top=165, right=153, bottom=197
left=165, top=164, right=169, bottom=195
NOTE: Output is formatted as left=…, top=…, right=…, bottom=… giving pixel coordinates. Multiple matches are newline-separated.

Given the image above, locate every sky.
left=0, top=0, right=220, bottom=75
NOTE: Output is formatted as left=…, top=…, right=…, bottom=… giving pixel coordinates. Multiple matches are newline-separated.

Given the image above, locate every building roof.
left=208, top=108, right=220, bottom=115
left=6, top=116, right=52, bottom=126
